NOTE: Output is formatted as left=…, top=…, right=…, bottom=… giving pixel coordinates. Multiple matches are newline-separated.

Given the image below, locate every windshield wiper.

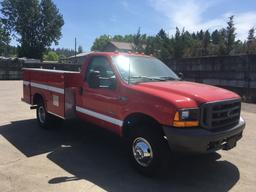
left=130, top=76, right=166, bottom=81
left=158, top=76, right=179, bottom=80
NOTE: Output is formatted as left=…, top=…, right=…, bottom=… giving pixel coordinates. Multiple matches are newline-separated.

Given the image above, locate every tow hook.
left=30, top=105, right=37, bottom=110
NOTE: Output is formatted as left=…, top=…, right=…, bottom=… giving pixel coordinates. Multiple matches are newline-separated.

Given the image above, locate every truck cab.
left=22, top=52, right=245, bottom=175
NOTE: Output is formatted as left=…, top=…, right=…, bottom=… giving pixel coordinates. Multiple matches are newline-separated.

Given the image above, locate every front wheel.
left=128, top=124, right=169, bottom=176
left=132, top=137, right=154, bottom=167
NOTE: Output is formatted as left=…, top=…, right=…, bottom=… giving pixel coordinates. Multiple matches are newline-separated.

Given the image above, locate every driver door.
left=77, top=56, right=122, bottom=133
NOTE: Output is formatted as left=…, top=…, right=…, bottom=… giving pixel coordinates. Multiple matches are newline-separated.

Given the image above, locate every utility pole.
left=75, top=37, right=77, bottom=58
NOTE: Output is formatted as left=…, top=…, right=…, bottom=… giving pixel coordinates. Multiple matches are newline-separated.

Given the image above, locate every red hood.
left=134, top=81, right=239, bottom=106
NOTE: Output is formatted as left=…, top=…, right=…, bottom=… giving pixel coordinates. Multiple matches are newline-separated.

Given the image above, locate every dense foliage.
left=43, top=51, right=59, bottom=61
left=78, top=45, right=83, bottom=54
left=91, top=16, right=256, bottom=61
left=0, top=0, right=64, bottom=59
left=0, top=20, right=10, bottom=56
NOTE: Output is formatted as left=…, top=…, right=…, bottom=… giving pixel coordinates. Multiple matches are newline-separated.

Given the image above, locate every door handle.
left=117, top=96, right=128, bottom=101
left=79, top=87, right=83, bottom=95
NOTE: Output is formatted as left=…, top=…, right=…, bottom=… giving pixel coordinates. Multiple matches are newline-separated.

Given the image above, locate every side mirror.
left=99, top=76, right=117, bottom=89
left=87, top=70, right=117, bottom=89
left=108, top=76, right=117, bottom=89
left=88, top=70, right=100, bottom=88
left=178, top=72, right=184, bottom=80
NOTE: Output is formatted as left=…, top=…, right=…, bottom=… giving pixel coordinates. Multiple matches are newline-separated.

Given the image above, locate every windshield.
left=112, top=55, right=179, bottom=84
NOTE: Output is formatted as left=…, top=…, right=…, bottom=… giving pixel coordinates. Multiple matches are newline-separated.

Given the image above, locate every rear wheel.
left=36, top=100, right=54, bottom=129
left=128, top=124, right=169, bottom=176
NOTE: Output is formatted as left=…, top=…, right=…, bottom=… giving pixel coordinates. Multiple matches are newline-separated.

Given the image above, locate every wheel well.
left=122, top=113, right=163, bottom=138
left=33, top=93, right=43, bottom=105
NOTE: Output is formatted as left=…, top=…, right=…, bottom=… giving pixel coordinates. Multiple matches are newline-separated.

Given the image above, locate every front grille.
left=200, top=99, right=241, bottom=130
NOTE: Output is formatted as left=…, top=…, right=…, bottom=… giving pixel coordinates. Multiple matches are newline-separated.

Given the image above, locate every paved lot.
left=0, top=80, right=255, bottom=192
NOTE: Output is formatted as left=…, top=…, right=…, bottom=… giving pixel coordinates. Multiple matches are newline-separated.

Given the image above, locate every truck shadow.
left=0, top=119, right=240, bottom=192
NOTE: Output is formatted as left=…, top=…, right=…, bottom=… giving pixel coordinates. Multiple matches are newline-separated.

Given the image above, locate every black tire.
left=36, top=100, right=54, bottom=129
left=128, top=123, right=169, bottom=176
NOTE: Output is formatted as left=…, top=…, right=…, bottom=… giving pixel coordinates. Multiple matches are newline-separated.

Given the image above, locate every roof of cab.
left=87, top=51, right=152, bottom=58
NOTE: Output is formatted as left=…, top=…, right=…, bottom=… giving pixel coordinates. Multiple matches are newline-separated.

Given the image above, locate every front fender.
left=122, top=98, right=176, bottom=126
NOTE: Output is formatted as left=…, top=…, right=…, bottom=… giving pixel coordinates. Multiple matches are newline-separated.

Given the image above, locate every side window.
left=85, top=57, right=114, bottom=81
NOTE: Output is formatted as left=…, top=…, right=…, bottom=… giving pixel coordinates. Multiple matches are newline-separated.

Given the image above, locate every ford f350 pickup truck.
left=22, top=52, right=245, bottom=175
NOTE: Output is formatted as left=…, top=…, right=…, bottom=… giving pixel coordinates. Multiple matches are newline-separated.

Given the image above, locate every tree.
left=225, top=15, right=236, bottom=55
left=197, top=30, right=204, bottom=40
left=155, top=29, right=172, bottom=61
left=91, top=35, right=111, bottom=51
left=6, top=45, right=17, bottom=57
left=0, top=20, right=10, bottom=56
left=133, top=27, right=145, bottom=52
left=43, top=51, right=59, bottom=61
left=54, top=48, right=75, bottom=57
left=144, top=36, right=157, bottom=55
left=123, top=34, right=134, bottom=42
left=218, top=29, right=227, bottom=55
left=202, top=30, right=210, bottom=56
left=173, top=27, right=185, bottom=58
left=247, top=27, right=255, bottom=42
left=78, top=45, right=83, bottom=53
left=1, top=0, right=64, bottom=59
left=211, top=30, right=221, bottom=44
left=247, top=27, right=256, bottom=53
left=113, top=35, right=124, bottom=41
left=90, top=15, right=251, bottom=58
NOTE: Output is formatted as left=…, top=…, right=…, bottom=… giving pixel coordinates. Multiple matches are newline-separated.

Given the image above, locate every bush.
left=43, top=51, right=59, bottom=61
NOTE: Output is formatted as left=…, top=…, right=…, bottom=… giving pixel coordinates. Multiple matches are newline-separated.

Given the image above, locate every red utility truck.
left=22, top=52, right=245, bottom=175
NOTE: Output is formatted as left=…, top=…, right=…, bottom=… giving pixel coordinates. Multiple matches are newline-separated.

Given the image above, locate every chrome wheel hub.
left=132, top=137, right=153, bottom=167
left=38, top=106, right=46, bottom=123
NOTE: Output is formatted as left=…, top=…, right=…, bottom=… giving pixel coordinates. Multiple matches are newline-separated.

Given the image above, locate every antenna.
left=128, top=58, right=131, bottom=84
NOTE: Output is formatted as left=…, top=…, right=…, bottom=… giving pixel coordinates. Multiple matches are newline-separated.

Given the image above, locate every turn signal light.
left=173, top=111, right=199, bottom=127
left=173, top=121, right=199, bottom=127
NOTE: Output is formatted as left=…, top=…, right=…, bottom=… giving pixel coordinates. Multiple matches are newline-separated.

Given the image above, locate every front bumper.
left=163, top=117, right=245, bottom=153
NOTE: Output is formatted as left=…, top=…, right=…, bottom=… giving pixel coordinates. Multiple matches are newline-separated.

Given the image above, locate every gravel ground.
left=0, top=80, right=255, bottom=192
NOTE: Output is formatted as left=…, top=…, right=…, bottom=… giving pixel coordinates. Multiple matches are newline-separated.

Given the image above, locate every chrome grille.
left=200, top=99, right=241, bottom=130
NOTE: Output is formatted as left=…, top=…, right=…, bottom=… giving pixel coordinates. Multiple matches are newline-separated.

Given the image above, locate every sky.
left=10, top=0, right=256, bottom=51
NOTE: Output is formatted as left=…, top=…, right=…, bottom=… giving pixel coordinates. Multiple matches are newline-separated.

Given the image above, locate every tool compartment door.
left=29, top=69, right=65, bottom=118
left=44, top=72, right=65, bottom=118
left=22, top=69, right=31, bottom=104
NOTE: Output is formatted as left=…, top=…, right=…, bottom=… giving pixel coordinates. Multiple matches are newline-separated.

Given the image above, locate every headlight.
left=173, top=108, right=200, bottom=127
